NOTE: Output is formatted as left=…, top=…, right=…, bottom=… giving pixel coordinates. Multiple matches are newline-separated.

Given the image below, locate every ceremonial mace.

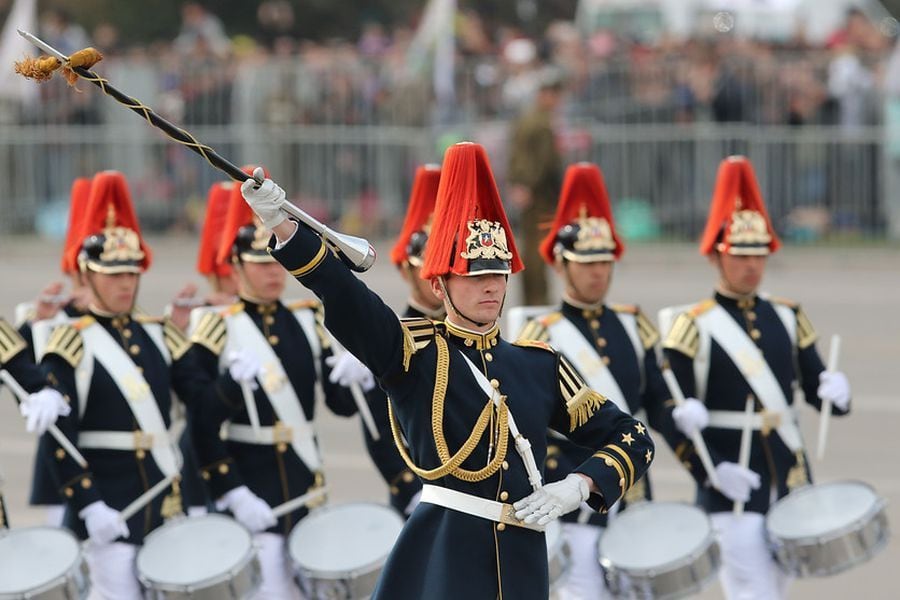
left=15, top=30, right=375, bottom=272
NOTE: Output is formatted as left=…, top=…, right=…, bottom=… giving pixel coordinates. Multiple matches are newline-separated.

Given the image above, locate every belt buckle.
left=760, top=410, right=781, bottom=436
left=499, top=503, right=526, bottom=528
left=272, top=421, right=294, bottom=444
left=133, top=430, right=154, bottom=450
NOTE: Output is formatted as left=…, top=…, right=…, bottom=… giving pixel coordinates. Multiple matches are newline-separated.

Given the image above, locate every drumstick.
left=661, top=367, right=721, bottom=490
left=734, top=395, right=755, bottom=516
left=240, top=380, right=262, bottom=439
left=120, top=475, right=176, bottom=521
left=271, top=486, right=330, bottom=519
left=0, top=370, right=88, bottom=468
left=350, top=381, right=380, bottom=441
left=816, top=335, right=841, bottom=462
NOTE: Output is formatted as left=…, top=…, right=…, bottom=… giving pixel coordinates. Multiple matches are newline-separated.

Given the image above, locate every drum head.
left=600, top=503, right=712, bottom=572
left=0, top=527, right=81, bottom=593
left=767, top=481, right=880, bottom=540
left=137, top=514, right=253, bottom=585
left=289, top=503, right=404, bottom=578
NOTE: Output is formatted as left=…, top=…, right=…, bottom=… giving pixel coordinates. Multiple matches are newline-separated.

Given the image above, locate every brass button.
left=590, top=319, right=600, bottom=329
left=264, top=316, right=275, bottom=326
left=484, top=352, right=493, bottom=362
left=750, top=329, right=761, bottom=340
left=218, top=463, right=230, bottom=475
left=129, top=344, right=140, bottom=355
left=602, top=356, right=611, bottom=366
left=269, top=335, right=280, bottom=345
left=547, top=458, right=558, bottom=470
left=582, top=310, right=592, bottom=318
left=464, top=339, right=473, bottom=347
left=64, top=487, right=74, bottom=498
left=390, top=486, right=399, bottom=494
left=81, top=477, right=92, bottom=489
left=201, top=471, right=211, bottom=481
left=136, top=449, right=146, bottom=460
left=402, top=471, right=414, bottom=483
left=496, top=523, right=506, bottom=531
left=490, top=379, right=500, bottom=389
left=123, top=329, right=132, bottom=339
left=491, top=338, right=498, bottom=347
left=276, top=442, right=288, bottom=453
left=596, top=337, right=607, bottom=348
left=500, top=491, right=509, bottom=501
left=55, top=448, right=66, bottom=460
left=501, top=461, right=509, bottom=471
left=746, top=311, right=757, bottom=321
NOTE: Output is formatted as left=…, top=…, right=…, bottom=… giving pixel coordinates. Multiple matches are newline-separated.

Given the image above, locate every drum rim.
left=136, top=514, right=258, bottom=590
left=766, top=480, right=888, bottom=544
left=598, top=501, right=718, bottom=576
left=289, top=502, right=404, bottom=580
left=0, top=526, right=84, bottom=595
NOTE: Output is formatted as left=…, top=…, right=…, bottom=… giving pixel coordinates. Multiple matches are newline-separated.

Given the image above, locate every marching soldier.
left=38, top=171, right=209, bottom=599
left=659, top=156, right=851, bottom=599
left=188, top=174, right=357, bottom=599
left=328, top=164, right=443, bottom=517
left=241, top=141, right=654, bottom=599
left=517, top=163, right=671, bottom=598
left=18, top=175, right=93, bottom=526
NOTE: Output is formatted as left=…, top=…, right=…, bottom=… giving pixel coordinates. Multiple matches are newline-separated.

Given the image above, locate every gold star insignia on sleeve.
left=621, top=433, right=635, bottom=446
left=635, top=422, right=646, bottom=435
left=645, top=449, right=653, bottom=464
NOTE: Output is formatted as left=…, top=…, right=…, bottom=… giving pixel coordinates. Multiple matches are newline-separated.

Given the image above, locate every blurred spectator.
left=175, top=2, right=229, bottom=58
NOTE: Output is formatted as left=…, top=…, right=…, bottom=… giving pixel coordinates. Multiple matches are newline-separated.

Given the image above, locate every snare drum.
left=0, top=526, right=89, bottom=600
left=766, top=480, right=889, bottom=577
left=136, top=514, right=260, bottom=599
left=599, top=502, right=720, bottom=600
left=288, top=503, right=404, bottom=599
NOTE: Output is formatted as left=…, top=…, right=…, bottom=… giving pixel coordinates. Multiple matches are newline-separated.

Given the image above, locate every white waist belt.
left=225, top=423, right=295, bottom=445
left=707, top=409, right=794, bottom=432
left=78, top=430, right=175, bottom=451
left=420, top=484, right=544, bottom=532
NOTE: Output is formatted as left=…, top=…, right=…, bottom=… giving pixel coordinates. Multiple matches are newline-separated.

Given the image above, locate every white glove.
left=20, top=388, right=70, bottom=434
left=818, top=371, right=850, bottom=411
left=226, top=349, right=262, bottom=388
left=79, top=501, right=129, bottom=545
left=240, top=167, right=287, bottom=230
left=672, top=398, right=709, bottom=436
left=217, top=485, right=276, bottom=533
left=715, top=462, right=761, bottom=503
left=325, top=352, right=375, bottom=392
left=513, top=473, right=591, bottom=525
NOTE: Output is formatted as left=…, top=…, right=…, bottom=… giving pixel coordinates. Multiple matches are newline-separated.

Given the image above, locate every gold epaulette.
left=770, top=297, right=817, bottom=348
left=163, top=318, right=190, bottom=360
left=134, top=313, right=163, bottom=325
left=190, top=311, right=227, bottom=356
left=0, top=318, right=27, bottom=364
left=516, top=318, right=550, bottom=344
left=513, top=338, right=554, bottom=353
left=690, top=299, right=716, bottom=317
left=769, top=295, right=798, bottom=309
left=613, top=305, right=660, bottom=350
left=559, top=354, right=606, bottom=431
left=286, top=299, right=320, bottom=312
left=45, top=321, right=88, bottom=367
left=399, top=317, right=436, bottom=371
left=287, top=299, right=331, bottom=349
left=539, top=311, right=564, bottom=327
left=220, top=303, right=245, bottom=318
left=662, top=312, right=700, bottom=359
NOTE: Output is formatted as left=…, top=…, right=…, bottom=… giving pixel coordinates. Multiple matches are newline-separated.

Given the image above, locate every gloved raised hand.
left=226, top=349, right=263, bottom=389
left=325, top=352, right=375, bottom=391
left=79, top=500, right=129, bottom=545
left=714, top=462, right=761, bottom=503
left=20, top=387, right=70, bottom=434
left=672, top=398, right=709, bottom=436
left=818, top=371, right=850, bottom=411
left=513, top=473, right=591, bottom=526
left=240, top=167, right=287, bottom=230
left=217, top=485, right=277, bottom=533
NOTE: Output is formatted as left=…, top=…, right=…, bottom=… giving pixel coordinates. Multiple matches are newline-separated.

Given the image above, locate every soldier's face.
left=713, top=253, right=767, bottom=295
left=401, top=264, right=443, bottom=311
left=432, top=273, right=507, bottom=328
left=88, top=271, right=139, bottom=314
left=558, top=260, right=614, bottom=304
left=239, top=261, right=286, bottom=302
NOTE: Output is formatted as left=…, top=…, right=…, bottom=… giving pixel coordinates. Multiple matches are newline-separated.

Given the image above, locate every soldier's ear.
left=430, top=277, right=445, bottom=301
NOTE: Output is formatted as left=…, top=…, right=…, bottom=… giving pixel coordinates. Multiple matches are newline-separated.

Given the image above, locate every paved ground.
left=1, top=235, right=896, bottom=599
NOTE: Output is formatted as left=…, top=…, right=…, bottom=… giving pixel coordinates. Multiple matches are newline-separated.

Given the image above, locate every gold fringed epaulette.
left=0, top=318, right=27, bottom=364
left=690, top=299, right=716, bottom=317
left=539, top=311, right=564, bottom=327
left=517, top=318, right=551, bottom=344
left=610, top=303, right=638, bottom=315
left=286, top=299, right=320, bottom=312
left=163, top=319, right=191, bottom=361
left=399, top=317, right=436, bottom=371
left=513, top=338, right=553, bottom=352
left=190, top=311, right=227, bottom=356
left=617, top=306, right=661, bottom=349
left=769, top=295, right=798, bottom=309
left=558, top=354, right=606, bottom=431
left=45, top=323, right=85, bottom=368
left=794, top=306, right=817, bottom=349
left=662, top=312, right=700, bottom=359
left=289, top=299, right=331, bottom=350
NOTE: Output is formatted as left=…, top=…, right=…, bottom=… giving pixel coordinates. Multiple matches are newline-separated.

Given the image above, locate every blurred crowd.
left=20, top=3, right=898, bottom=129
